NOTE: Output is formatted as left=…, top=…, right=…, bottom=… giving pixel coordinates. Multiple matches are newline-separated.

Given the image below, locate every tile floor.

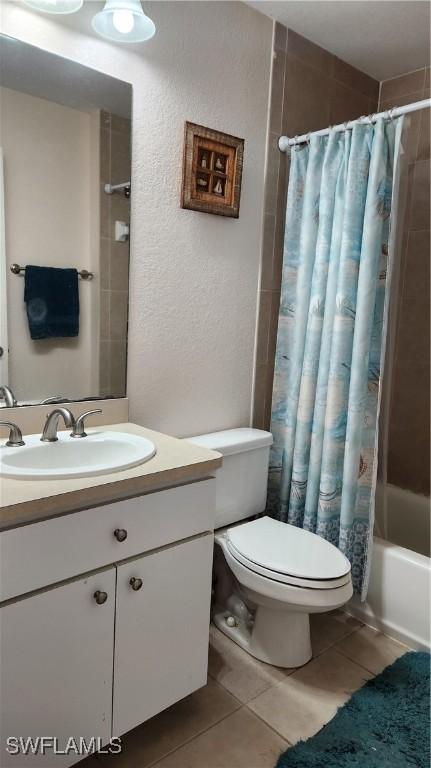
left=91, top=611, right=409, bottom=768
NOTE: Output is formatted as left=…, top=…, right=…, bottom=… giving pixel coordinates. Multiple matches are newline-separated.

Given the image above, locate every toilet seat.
left=225, top=516, right=351, bottom=590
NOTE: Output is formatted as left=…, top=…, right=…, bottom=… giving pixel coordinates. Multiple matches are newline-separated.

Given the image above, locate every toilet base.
left=213, top=602, right=312, bottom=668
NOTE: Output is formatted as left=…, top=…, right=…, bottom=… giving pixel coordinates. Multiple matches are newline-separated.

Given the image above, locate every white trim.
left=278, top=98, right=431, bottom=152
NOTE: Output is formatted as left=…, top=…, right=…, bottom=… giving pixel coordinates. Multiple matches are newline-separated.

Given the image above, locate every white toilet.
left=187, top=428, right=353, bottom=668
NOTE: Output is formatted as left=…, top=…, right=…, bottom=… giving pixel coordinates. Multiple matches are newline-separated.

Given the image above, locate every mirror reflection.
left=0, top=36, right=132, bottom=406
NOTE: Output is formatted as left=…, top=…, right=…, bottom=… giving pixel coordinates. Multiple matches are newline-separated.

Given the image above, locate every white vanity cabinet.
left=113, top=534, right=213, bottom=735
left=0, top=569, right=116, bottom=767
left=0, top=479, right=215, bottom=766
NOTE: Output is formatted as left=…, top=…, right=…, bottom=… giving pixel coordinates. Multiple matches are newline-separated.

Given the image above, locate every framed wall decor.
left=181, top=122, right=244, bottom=218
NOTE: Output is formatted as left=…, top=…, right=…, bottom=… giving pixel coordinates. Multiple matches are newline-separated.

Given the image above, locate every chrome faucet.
left=40, top=395, right=67, bottom=405
left=41, top=408, right=76, bottom=443
left=0, top=421, right=25, bottom=447
left=0, top=386, right=17, bottom=408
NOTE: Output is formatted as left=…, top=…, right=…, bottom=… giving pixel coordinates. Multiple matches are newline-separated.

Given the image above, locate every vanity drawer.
left=0, top=478, right=215, bottom=602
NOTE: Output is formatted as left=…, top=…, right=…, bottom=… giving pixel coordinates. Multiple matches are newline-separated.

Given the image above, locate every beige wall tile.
left=249, top=649, right=370, bottom=745
left=260, top=214, right=276, bottom=291
left=100, top=185, right=111, bottom=239
left=333, top=56, right=379, bottom=100
left=99, top=340, right=110, bottom=390
left=263, top=360, right=275, bottom=430
left=110, top=242, right=130, bottom=292
left=269, top=48, right=286, bottom=135
left=402, top=229, right=431, bottom=303
left=335, top=626, right=408, bottom=675
left=152, top=707, right=288, bottom=768
left=380, top=69, right=426, bottom=103
left=96, top=679, right=239, bottom=768
left=109, top=339, right=127, bottom=397
left=329, top=80, right=372, bottom=127
left=100, top=237, right=111, bottom=290
left=409, top=160, right=430, bottom=230
left=100, top=290, right=110, bottom=341
left=110, top=113, right=132, bottom=135
left=388, top=421, right=430, bottom=495
left=267, top=291, right=281, bottom=366
left=256, top=291, right=272, bottom=365
left=283, top=55, right=331, bottom=137
left=274, top=21, right=287, bottom=52
left=264, top=133, right=281, bottom=214
left=109, top=290, right=128, bottom=341
left=417, top=106, right=430, bottom=161
left=252, top=364, right=267, bottom=429
left=287, top=29, right=334, bottom=75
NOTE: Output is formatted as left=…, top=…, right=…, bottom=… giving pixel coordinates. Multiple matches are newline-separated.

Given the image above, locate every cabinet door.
left=0, top=569, right=115, bottom=767
left=113, top=534, right=213, bottom=736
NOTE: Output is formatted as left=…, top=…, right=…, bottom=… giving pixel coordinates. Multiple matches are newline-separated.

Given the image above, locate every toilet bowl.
left=186, top=429, right=353, bottom=668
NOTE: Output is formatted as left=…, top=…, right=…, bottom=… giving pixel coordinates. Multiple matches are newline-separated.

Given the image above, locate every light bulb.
left=112, top=9, right=135, bottom=33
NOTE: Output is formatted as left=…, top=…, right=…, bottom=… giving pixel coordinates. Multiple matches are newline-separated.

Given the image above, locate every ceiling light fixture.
left=23, top=0, right=83, bottom=13
left=92, top=0, right=156, bottom=43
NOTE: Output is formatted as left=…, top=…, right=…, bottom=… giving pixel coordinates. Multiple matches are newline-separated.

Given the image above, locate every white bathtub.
left=347, top=533, right=430, bottom=651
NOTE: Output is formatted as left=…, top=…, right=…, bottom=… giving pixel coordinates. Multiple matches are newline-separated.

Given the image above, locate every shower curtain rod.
left=278, top=98, right=431, bottom=152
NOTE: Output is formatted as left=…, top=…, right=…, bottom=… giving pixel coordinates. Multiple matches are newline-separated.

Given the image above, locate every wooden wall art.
left=181, top=122, right=244, bottom=218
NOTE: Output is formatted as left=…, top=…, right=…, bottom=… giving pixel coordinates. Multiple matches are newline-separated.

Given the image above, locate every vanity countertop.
left=0, top=422, right=222, bottom=531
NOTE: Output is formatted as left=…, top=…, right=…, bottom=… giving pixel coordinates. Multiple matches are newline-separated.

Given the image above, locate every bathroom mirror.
left=0, top=35, right=132, bottom=406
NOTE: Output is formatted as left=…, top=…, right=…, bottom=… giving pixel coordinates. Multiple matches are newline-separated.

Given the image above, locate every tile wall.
left=253, top=26, right=379, bottom=429
left=99, top=110, right=131, bottom=398
left=379, top=68, right=430, bottom=495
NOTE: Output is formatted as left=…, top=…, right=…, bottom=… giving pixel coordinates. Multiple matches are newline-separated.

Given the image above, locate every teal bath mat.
left=276, top=651, right=430, bottom=768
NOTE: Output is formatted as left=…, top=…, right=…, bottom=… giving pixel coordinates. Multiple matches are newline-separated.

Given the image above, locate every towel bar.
left=10, top=263, right=93, bottom=280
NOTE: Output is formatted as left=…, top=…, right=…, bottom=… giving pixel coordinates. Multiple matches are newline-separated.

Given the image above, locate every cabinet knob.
left=129, top=577, right=143, bottom=591
left=93, top=590, right=108, bottom=605
left=114, top=528, right=128, bottom=542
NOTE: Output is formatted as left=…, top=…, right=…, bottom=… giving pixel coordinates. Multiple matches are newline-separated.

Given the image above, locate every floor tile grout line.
left=330, top=646, right=387, bottom=677
left=310, top=622, right=365, bottom=661
left=143, top=700, right=244, bottom=768
left=243, top=701, right=294, bottom=748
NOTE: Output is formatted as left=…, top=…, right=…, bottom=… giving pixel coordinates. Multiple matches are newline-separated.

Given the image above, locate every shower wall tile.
left=274, top=21, right=287, bottom=53
left=380, top=68, right=426, bottom=103
left=253, top=26, right=379, bottom=430
left=283, top=55, right=331, bottom=136
left=332, top=56, right=379, bottom=100
left=98, top=110, right=131, bottom=397
left=379, top=69, right=430, bottom=496
left=417, top=107, right=430, bottom=161
left=329, top=80, right=372, bottom=126
left=379, top=90, right=424, bottom=164
left=286, top=29, right=333, bottom=75
left=269, top=48, right=287, bottom=135
left=409, top=160, right=430, bottom=231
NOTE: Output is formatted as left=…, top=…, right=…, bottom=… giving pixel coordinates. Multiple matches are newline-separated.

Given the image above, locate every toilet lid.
left=226, top=517, right=351, bottom=582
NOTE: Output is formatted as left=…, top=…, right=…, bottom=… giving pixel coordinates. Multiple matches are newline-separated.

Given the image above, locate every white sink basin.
left=0, top=430, right=156, bottom=480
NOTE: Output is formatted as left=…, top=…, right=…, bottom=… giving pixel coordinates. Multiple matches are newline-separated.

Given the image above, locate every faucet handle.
left=71, top=409, right=102, bottom=438
left=0, top=421, right=25, bottom=447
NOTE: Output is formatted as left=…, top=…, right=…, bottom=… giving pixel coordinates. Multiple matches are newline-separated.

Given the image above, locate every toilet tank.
left=186, top=429, right=273, bottom=528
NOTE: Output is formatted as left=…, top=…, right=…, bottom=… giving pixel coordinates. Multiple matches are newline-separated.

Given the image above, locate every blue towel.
left=24, top=265, right=79, bottom=340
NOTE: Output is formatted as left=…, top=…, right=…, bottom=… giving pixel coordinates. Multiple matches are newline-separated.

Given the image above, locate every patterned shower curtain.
left=268, top=118, right=404, bottom=598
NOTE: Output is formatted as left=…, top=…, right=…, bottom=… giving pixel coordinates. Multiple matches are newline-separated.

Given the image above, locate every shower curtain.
left=268, top=117, right=404, bottom=598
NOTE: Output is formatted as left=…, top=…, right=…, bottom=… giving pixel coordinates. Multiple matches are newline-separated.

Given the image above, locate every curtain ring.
left=369, top=113, right=376, bottom=124
left=387, top=108, right=395, bottom=122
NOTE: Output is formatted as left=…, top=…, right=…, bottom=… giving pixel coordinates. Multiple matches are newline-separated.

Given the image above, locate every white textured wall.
left=1, top=1, right=272, bottom=436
